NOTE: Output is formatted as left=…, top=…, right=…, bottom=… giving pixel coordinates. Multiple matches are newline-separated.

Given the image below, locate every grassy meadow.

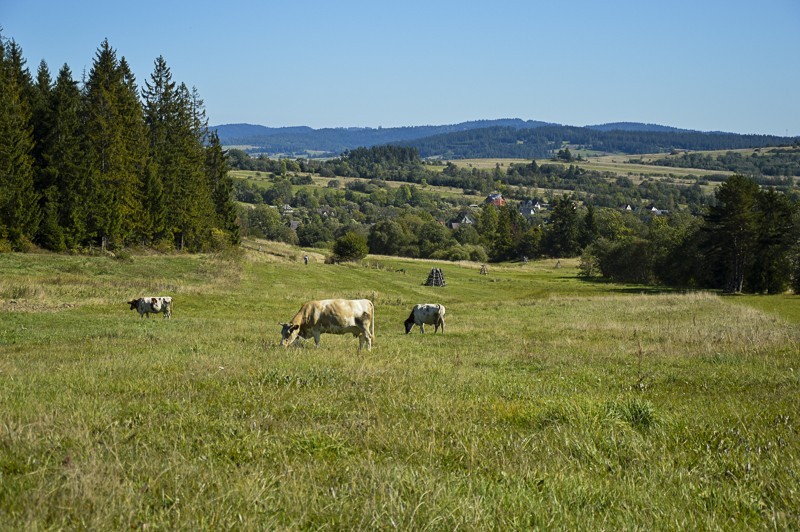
left=1, top=244, right=799, bottom=529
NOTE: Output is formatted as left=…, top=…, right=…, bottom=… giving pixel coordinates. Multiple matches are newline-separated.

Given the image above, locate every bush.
left=208, top=228, right=233, bottom=252
left=331, top=231, right=368, bottom=262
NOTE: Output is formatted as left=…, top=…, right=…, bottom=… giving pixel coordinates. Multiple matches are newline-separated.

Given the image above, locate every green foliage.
left=0, top=39, right=41, bottom=249
left=331, top=231, right=368, bottom=262
left=544, top=195, right=581, bottom=257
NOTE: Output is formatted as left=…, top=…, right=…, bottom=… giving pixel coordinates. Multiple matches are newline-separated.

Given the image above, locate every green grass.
left=1, top=246, right=799, bottom=529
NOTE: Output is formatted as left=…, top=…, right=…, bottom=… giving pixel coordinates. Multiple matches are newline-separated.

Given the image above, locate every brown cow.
left=280, top=299, right=374, bottom=350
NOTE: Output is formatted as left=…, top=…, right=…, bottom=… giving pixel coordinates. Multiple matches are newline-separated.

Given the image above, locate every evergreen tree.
left=117, top=57, right=149, bottom=243
left=544, top=195, right=581, bottom=257
left=31, top=60, right=53, bottom=188
left=206, top=130, right=240, bottom=244
left=143, top=58, right=214, bottom=250
left=0, top=38, right=40, bottom=249
left=579, top=203, right=599, bottom=248
left=705, top=175, right=760, bottom=293
left=748, top=189, right=797, bottom=293
left=38, top=186, right=66, bottom=251
left=82, top=40, right=144, bottom=250
left=140, top=159, right=167, bottom=244
left=171, top=82, right=215, bottom=250
left=46, top=64, right=88, bottom=248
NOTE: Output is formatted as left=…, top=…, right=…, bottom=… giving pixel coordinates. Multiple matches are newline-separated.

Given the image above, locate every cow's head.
left=127, top=298, right=141, bottom=310
left=404, top=312, right=416, bottom=334
left=280, top=323, right=301, bottom=347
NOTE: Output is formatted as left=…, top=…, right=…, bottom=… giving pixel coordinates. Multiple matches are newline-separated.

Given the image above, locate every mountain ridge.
left=212, top=119, right=796, bottom=158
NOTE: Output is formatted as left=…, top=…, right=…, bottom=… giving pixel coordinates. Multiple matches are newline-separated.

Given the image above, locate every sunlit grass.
left=1, top=247, right=798, bottom=528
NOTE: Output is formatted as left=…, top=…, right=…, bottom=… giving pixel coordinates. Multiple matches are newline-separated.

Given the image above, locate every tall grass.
left=1, top=246, right=798, bottom=529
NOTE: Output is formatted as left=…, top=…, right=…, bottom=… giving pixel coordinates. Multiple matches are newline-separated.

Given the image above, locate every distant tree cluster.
left=0, top=34, right=239, bottom=252
left=581, top=175, right=800, bottom=293
left=640, top=148, right=800, bottom=183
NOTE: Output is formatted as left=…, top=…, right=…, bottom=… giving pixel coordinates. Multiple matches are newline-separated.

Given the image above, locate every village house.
left=485, top=193, right=506, bottom=207
left=518, top=199, right=548, bottom=218
left=448, top=212, right=475, bottom=230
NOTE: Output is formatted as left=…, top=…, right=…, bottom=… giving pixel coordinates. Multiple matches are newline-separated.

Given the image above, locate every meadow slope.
left=1, top=245, right=798, bottom=529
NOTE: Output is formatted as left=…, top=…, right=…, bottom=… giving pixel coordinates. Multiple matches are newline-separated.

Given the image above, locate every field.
left=1, top=245, right=799, bottom=529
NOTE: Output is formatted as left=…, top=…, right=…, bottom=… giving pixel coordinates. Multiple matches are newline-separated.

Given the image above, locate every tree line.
left=635, top=147, right=800, bottom=182
left=0, top=34, right=239, bottom=252
left=399, top=125, right=796, bottom=160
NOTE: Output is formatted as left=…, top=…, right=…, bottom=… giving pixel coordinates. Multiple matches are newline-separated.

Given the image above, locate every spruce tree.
left=206, top=130, right=240, bottom=244
left=47, top=64, right=88, bottom=248
left=82, top=40, right=144, bottom=250
left=143, top=65, right=214, bottom=251
left=0, top=38, right=41, bottom=249
left=117, top=57, right=148, bottom=243
left=177, top=83, right=215, bottom=250
left=705, top=175, right=760, bottom=293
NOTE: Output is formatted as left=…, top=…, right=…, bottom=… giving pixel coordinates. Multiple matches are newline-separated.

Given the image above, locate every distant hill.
left=212, top=119, right=555, bottom=156
left=212, top=119, right=797, bottom=159
left=586, top=122, right=689, bottom=133
left=399, top=125, right=795, bottom=159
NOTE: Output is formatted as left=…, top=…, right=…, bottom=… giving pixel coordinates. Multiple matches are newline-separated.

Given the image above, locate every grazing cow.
left=404, top=303, right=445, bottom=334
left=280, top=299, right=374, bottom=351
left=127, top=296, right=172, bottom=319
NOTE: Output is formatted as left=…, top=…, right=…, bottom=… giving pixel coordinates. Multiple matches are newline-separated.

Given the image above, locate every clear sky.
left=2, top=0, right=799, bottom=136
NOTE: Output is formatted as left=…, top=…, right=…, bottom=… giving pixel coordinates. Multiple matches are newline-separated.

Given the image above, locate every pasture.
left=1, top=246, right=798, bottom=529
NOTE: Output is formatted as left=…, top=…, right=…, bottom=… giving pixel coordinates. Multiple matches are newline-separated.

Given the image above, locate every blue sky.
left=2, top=0, right=799, bottom=135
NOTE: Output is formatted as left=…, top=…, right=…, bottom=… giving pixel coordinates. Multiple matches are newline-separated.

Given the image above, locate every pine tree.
left=0, top=38, right=41, bottom=249
left=47, top=64, right=89, bottom=248
left=38, top=186, right=66, bottom=251
left=31, top=60, right=53, bottom=189
left=545, top=195, right=581, bottom=258
left=705, top=175, right=760, bottom=293
left=142, top=55, right=175, bottom=245
left=144, top=57, right=216, bottom=250
left=82, top=40, right=145, bottom=250
left=117, top=57, right=148, bottom=243
left=206, top=130, right=240, bottom=244
left=179, top=83, right=216, bottom=250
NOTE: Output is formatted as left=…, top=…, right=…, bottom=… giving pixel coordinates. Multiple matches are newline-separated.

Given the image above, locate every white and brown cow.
left=280, top=299, right=374, bottom=351
left=127, top=296, right=172, bottom=319
left=404, top=303, right=445, bottom=334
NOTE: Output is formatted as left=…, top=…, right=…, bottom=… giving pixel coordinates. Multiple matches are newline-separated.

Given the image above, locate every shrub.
left=331, top=231, right=368, bottom=262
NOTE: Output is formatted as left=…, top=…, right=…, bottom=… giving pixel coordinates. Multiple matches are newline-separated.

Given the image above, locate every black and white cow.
left=404, top=303, right=445, bottom=334
left=127, top=296, right=172, bottom=319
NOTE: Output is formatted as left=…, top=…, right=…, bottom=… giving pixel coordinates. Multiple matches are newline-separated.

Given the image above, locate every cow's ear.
left=290, top=324, right=300, bottom=332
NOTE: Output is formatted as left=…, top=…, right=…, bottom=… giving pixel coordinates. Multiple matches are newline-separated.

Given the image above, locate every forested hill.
left=213, top=119, right=554, bottom=155
left=214, top=119, right=797, bottom=158
left=397, top=125, right=796, bottom=159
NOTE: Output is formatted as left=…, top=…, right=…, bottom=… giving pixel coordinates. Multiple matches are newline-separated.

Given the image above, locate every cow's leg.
left=419, top=323, right=425, bottom=334
left=359, top=329, right=372, bottom=351
left=313, top=330, right=321, bottom=348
